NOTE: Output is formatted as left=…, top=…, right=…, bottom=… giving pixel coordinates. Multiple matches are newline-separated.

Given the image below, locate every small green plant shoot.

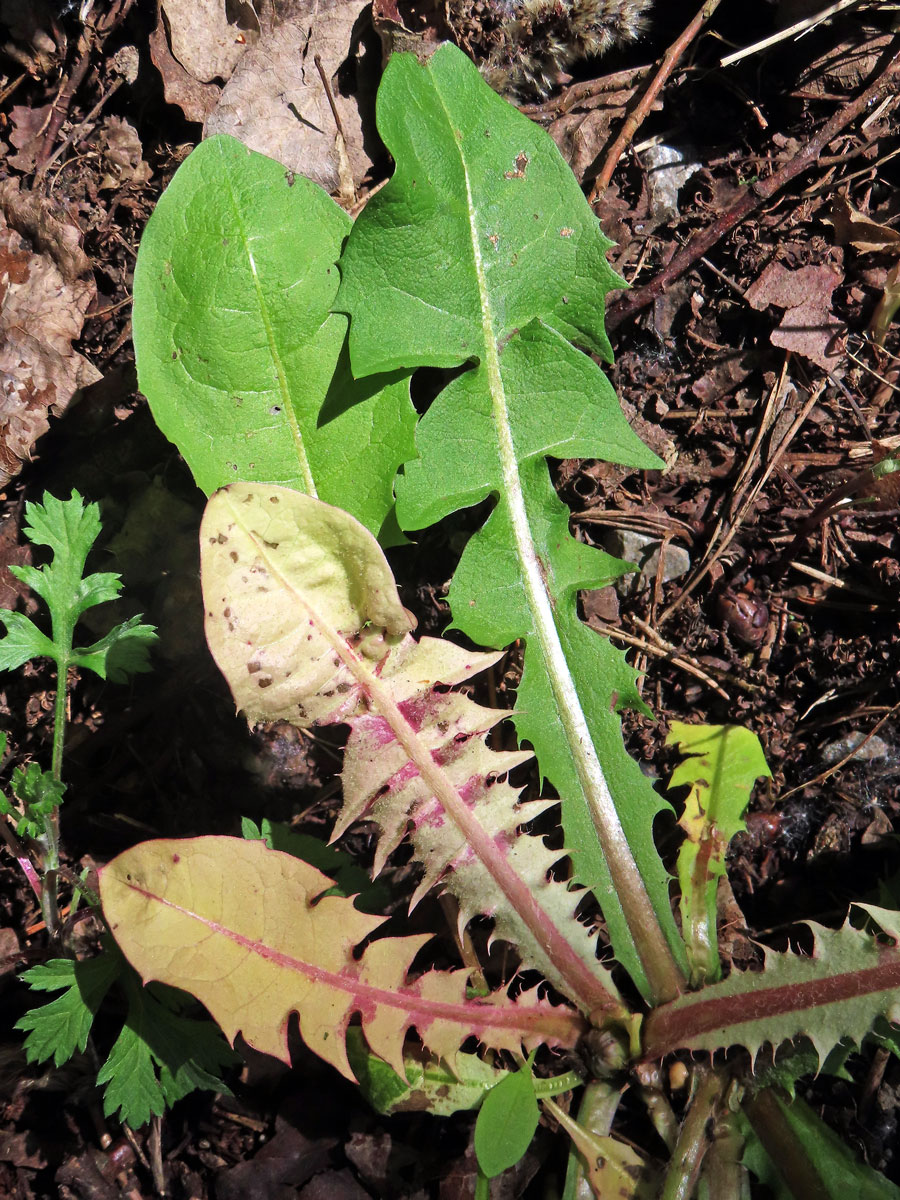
left=0, top=492, right=241, bottom=1126
left=0, top=491, right=156, bottom=932
left=82, top=41, right=900, bottom=1197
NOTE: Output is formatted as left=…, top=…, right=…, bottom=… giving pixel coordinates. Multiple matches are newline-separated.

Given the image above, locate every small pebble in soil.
left=821, top=731, right=892, bottom=765
left=601, top=529, right=691, bottom=596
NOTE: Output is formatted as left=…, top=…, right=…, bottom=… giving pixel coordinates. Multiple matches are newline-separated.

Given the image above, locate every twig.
left=36, top=27, right=94, bottom=172
left=658, top=379, right=824, bottom=625
left=720, top=0, right=865, bottom=68
left=605, top=36, right=900, bottom=332
left=0, top=71, right=27, bottom=107
left=36, top=75, right=125, bottom=177
left=787, top=560, right=886, bottom=603
left=589, top=0, right=722, bottom=197
left=35, top=0, right=135, bottom=172
left=590, top=618, right=733, bottom=701
left=314, top=53, right=345, bottom=140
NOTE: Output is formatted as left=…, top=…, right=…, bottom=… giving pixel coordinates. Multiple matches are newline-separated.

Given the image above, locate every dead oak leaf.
left=161, top=0, right=257, bottom=84
left=205, top=0, right=381, bottom=198
left=0, top=212, right=100, bottom=487
left=149, top=7, right=221, bottom=124
left=745, top=261, right=844, bottom=370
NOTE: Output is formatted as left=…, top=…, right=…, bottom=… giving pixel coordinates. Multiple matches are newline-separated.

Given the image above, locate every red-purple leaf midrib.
left=643, top=950, right=900, bottom=1058
left=120, top=879, right=582, bottom=1039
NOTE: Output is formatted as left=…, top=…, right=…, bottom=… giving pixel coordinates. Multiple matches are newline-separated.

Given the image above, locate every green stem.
left=38, top=658, right=70, bottom=940
left=561, top=1079, right=621, bottom=1199
left=660, top=1068, right=724, bottom=1200
left=700, top=1105, right=748, bottom=1200
left=51, top=660, right=69, bottom=783
left=638, top=1080, right=680, bottom=1151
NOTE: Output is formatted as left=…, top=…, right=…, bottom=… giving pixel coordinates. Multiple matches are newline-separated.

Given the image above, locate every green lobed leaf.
left=475, top=1058, right=540, bottom=1178
left=17, top=946, right=237, bottom=1126
left=7, top=763, right=66, bottom=838
left=16, top=953, right=119, bottom=1066
left=667, top=722, right=771, bottom=984
left=74, top=614, right=158, bottom=681
left=132, top=134, right=415, bottom=544
left=337, top=43, right=685, bottom=999
left=0, top=611, right=56, bottom=671
left=12, top=492, right=118, bottom=620
left=643, top=906, right=900, bottom=1066
left=96, top=1023, right=167, bottom=1126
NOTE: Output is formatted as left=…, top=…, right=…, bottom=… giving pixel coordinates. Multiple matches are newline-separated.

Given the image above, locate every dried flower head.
left=447, top=0, right=654, bottom=95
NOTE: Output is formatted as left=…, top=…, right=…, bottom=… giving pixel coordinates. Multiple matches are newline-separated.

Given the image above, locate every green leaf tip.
left=132, top=133, right=415, bottom=544
left=668, top=722, right=771, bottom=984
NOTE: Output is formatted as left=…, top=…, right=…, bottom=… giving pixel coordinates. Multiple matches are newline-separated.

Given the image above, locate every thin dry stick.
left=0, top=72, right=26, bottom=108
left=605, top=36, right=900, bottom=331
left=36, top=27, right=94, bottom=172
left=720, top=0, right=865, bottom=68
left=35, top=0, right=134, bottom=172
left=590, top=619, right=732, bottom=700
left=657, top=382, right=825, bottom=625
left=314, top=53, right=345, bottom=140
left=723, top=355, right=792, bottom=525
left=589, top=0, right=722, bottom=198
left=37, top=76, right=125, bottom=177
left=655, top=360, right=792, bottom=616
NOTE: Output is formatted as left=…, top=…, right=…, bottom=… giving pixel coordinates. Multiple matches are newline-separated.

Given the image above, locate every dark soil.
left=1, top=0, right=899, bottom=1196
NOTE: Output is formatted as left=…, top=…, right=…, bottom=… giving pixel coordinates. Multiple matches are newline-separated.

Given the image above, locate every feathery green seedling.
left=0, top=491, right=156, bottom=934
left=0, top=492, right=242, bottom=1127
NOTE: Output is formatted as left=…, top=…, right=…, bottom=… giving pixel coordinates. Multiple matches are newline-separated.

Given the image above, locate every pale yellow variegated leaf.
left=199, top=484, right=626, bottom=1020
left=99, top=836, right=586, bottom=1081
